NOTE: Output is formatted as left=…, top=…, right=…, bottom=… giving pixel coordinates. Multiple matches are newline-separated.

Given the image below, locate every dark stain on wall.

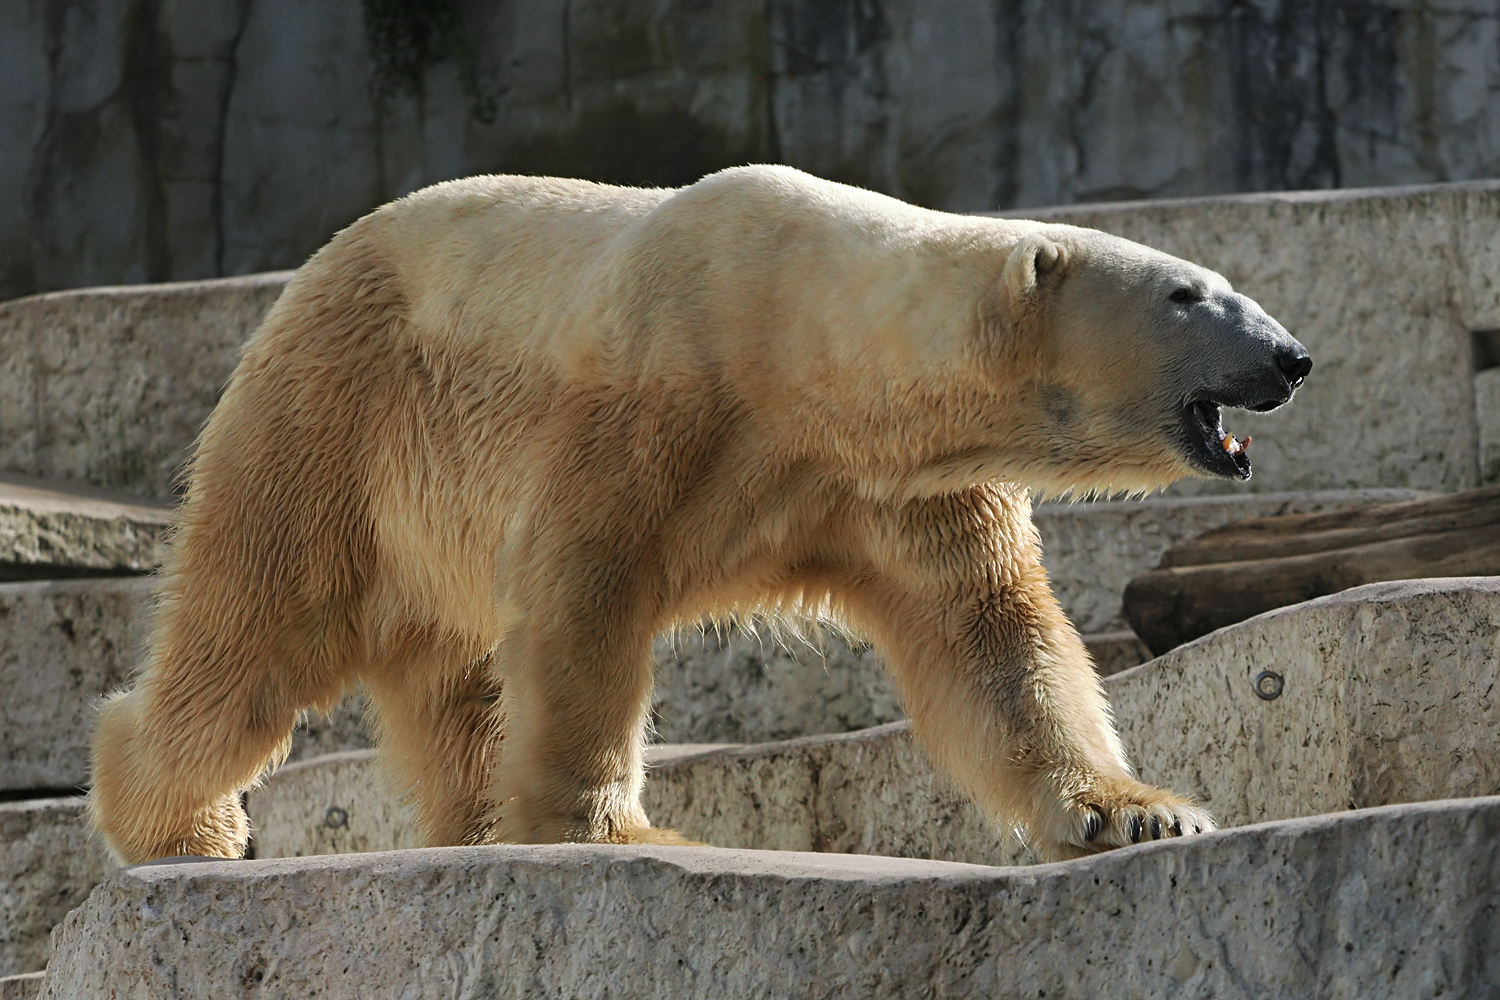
left=125, top=0, right=172, bottom=283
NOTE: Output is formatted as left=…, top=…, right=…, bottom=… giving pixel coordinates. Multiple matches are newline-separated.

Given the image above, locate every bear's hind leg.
left=363, top=636, right=507, bottom=847
left=484, top=616, right=690, bottom=845
left=89, top=598, right=336, bottom=864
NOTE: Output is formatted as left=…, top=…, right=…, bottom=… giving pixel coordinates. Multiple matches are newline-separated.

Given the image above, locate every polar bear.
left=90, top=166, right=1309, bottom=865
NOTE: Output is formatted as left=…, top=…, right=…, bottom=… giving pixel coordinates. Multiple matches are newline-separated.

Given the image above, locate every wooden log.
left=1123, top=486, right=1500, bottom=655
left=1159, top=484, right=1500, bottom=567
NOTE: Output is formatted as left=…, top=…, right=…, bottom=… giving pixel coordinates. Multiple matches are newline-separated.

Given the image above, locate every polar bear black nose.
left=1276, top=349, right=1312, bottom=388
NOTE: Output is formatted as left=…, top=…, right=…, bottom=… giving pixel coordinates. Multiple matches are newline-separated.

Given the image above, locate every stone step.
left=41, top=796, right=1500, bottom=999
left=1110, top=575, right=1500, bottom=828
left=10, top=578, right=1494, bottom=978
left=0, top=575, right=373, bottom=794
left=0, top=474, right=171, bottom=581
left=0, top=579, right=153, bottom=794
left=0, top=973, right=43, bottom=999
left=651, top=624, right=1149, bottom=743
left=246, top=576, right=1500, bottom=867
left=0, top=798, right=109, bottom=979
left=0, top=274, right=289, bottom=500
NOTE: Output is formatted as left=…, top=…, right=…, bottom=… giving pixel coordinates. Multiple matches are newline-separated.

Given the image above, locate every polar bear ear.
left=1003, top=234, right=1069, bottom=304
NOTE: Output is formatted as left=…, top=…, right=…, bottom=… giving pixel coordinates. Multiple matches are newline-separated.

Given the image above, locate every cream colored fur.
left=90, top=165, right=1225, bottom=865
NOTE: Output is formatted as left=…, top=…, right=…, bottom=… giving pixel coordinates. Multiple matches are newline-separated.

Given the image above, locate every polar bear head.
left=994, top=224, right=1311, bottom=494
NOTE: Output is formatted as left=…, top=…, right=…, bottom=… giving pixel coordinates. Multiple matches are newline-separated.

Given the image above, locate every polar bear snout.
left=1232, top=323, right=1311, bottom=413
left=1172, top=305, right=1311, bottom=481
left=1272, top=345, right=1313, bottom=395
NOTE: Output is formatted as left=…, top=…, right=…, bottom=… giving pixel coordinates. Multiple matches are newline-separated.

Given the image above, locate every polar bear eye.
left=1169, top=287, right=1203, bottom=304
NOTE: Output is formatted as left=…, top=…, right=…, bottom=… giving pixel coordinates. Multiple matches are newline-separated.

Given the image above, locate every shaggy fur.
left=90, top=165, right=1304, bottom=864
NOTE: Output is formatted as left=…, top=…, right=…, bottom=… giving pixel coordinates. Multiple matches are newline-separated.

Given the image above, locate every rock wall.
left=3, top=0, right=1499, bottom=302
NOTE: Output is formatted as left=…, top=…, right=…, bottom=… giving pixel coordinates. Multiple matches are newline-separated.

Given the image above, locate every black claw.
left=1193, top=824, right=1202, bottom=834
left=1171, top=817, right=1183, bottom=837
left=1150, top=816, right=1162, bottom=840
left=1129, top=815, right=1143, bottom=843
left=1083, top=809, right=1103, bottom=843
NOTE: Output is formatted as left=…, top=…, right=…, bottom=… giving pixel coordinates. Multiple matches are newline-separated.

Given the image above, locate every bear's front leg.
left=835, top=483, right=1213, bottom=861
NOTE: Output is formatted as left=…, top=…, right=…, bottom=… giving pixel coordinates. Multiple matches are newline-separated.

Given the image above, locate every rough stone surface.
left=248, top=750, right=419, bottom=859
left=0, top=797, right=111, bottom=979
left=0, top=474, right=170, bottom=578
left=1084, top=630, right=1151, bottom=677
left=644, top=725, right=1027, bottom=866
left=650, top=625, right=900, bottom=744
left=1476, top=367, right=1500, bottom=486
left=248, top=744, right=733, bottom=861
left=45, top=798, right=1500, bottom=999
left=1000, top=183, right=1500, bottom=496
left=1110, top=576, right=1500, bottom=830
left=0, top=576, right=376, bottom=790
left=1033, top=489, right=1427, bottom=633
left=7, top=2, right=1500, bottom=301
left=0, top=274, right=288, bottom=497
left=0, top=578, right=153, bottom=792
left=0, top=974, right=44, bottom=1000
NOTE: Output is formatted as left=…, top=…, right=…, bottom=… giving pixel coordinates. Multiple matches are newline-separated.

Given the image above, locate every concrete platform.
left=0, top=973, right=43, bottom=1000
left=45, top=796, right=1500, bottom=999
left=0, top=797, right=109, bottom=979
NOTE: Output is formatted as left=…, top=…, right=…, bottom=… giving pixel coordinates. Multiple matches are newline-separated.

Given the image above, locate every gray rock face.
left=0, top=274, right=288, bottom=498
left=7, top=1, right=1500, bottom=301
left=0, top=579, right=152, bottom=792
left=650, top=625, right=901, bottom=744
left=0, top=576, right=375, bottom=793
left=1477, top=367, right=1500, bottom=485
left=248, top=750, right=419, bottom=860
left=0, top=798, right=110, bottom=979
left=43, top=798, right=1500, bottom=999
left=0, top=973, right=44, bottom=1000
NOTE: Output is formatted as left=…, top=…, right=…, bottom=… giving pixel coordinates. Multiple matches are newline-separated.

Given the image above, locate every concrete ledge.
left=0, top=798, right=110, bottom=978
left=248, top=750, right=420, bottom=858
left=46, top=797, right=1500, bottom=999
left=0, top=273, right=290, bottom=498
left=1111, top=575, right=1500, bottom=829
left=0, top=973, right=44, bottom=1000
left=0, top=475, right=170, bottom=578
left=1032, top=488, right=1428, bottom=633
left=650, top=624, right=899, bottom=743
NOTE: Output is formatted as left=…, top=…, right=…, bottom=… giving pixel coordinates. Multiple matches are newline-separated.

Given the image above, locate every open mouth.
left=1183, top=399, right=1252, bottom=480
